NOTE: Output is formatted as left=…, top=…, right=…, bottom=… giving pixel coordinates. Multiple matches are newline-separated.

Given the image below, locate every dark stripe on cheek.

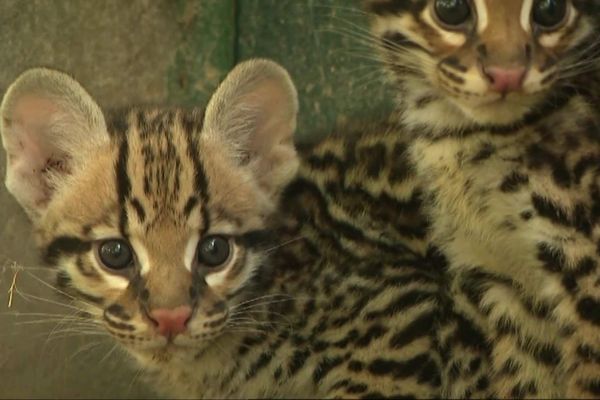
left=441, top=56, right=468, bottom=73
left=45, top=236, right=92, bottom=264
left=382, top=31, right=430, bottom=54
left=75, top=289, right=104, bottom=305
left=439, top=67, right=466, bottom=84
left=116, top=138, right=131, bottom=235
left=105, top=303, right=132, bottom=321
left=56, top=271, right=104, bottom=305
left=415, top=95, right=439, bottom=109
left=104, top=315, right=135, bottom=331
left=56, top=270, right=72, bottom=288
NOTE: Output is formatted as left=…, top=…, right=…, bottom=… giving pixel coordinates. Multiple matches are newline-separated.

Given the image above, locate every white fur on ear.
left=203, top=59, right=300, bottom=196
left=0, top=68, right=108, bottom=219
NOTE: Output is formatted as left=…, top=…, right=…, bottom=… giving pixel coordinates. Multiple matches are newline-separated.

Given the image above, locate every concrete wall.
left=0, top=1, right=392, bottom=397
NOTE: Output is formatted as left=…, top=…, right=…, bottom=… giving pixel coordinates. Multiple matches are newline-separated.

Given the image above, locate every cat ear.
left=203, top=59, right=299, bottom=197
left=1, top=68, right=108, bottom=220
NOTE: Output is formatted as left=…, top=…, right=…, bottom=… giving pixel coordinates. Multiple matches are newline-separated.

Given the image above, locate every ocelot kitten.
left=362, top=0, right=600, bottom=398
left=1, top=60, right=442, bottom=398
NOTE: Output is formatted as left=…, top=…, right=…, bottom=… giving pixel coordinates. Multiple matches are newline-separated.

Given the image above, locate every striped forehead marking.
left=476, top=0, right=534, bottom=42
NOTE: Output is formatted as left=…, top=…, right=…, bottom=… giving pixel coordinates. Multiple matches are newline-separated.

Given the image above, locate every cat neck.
left=395, top=74, right=598, bottom=141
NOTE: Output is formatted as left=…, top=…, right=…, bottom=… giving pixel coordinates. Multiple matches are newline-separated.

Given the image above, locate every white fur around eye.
left=184, top=233, right=200, bottom=273
left=520, top=0, right=534, bottom=33
left=422, top=8, right=466, bottom=47
left=538, top=3, right=576, bottom=48
left=103, top=272, right=129, bottom=289
left=129, top=238, right=151, bottom=276
left=473, top=0, right=489, bottom=33
left=90, top=227, right=121, bottom=240
left=204, top=244, right=238, bottom=288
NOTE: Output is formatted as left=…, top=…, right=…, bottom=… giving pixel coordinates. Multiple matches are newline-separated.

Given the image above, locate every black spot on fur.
left=348, top=360, right=364, bottom=372
left=358, top=143, right=386, bottom=178
left=388, top=312, right=434, bottom=348
left=520, top=210, right=533, bottom=220
left=500, top=358, right=521, bottom=375
left=347, top=383, right=368, bottom=394
left=500, top=172, right=529, bottom=192
left=313, top=356, right=344, bottom=384
left=356, top=324, right=388, bottom=348
left=367, top=354, right=432, bottom=378
left=472, top=143, right=495, bottom=162
left=246, top=351, right=274, bottom=379
left=365, top=290, right=436, bottom=320
left=288, top=348, right=311, bottom=376
left=577, top=297, right=600, bottom=325
left=476, top=376, right=490, bottom=391
left=537, top=242, right=566, bottom=273
left=531, top=194, right=570, bottom=228
left=389, top=142, right=412, bottom=183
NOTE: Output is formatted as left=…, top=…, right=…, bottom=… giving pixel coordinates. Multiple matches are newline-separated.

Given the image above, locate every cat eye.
left=196, top=236, right=231, bottom=268
left=98, top=239, right=134, bottom=270
left=532, top=0, right=568, bottom=29
left=434, top=0, right=471, bottom=27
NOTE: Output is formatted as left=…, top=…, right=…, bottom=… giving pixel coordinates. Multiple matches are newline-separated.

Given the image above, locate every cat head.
left=0, top=59, right=299, bottom=361
left=366, top=0, right=600, bottom=128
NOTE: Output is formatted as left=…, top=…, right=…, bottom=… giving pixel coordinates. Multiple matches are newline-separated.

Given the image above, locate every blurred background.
left=0, top=0, right=393, bottom=397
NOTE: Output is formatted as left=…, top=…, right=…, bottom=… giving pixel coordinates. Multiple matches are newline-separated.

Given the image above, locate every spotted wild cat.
left=1, top=60, right=445, bottom=398
left=362, top=0, right=600, bottom=397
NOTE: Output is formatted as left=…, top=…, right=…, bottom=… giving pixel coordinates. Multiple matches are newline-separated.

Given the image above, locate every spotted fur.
left=364, top=0, right=600, bottom=397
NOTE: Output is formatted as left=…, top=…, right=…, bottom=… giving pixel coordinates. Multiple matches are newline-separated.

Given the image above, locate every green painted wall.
left=237, top=0, right=394, bottom=142
left=164, top=0, right=395, bottom=142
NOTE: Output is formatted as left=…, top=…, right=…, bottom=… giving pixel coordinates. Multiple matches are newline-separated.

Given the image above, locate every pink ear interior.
left=3, top=95, right=69, bottom=213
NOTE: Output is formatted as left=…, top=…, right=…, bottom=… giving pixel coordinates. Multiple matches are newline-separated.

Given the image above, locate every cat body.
left=367, top=0, right=600, bottom=397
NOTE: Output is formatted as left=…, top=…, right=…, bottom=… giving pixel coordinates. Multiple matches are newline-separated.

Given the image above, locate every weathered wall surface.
left=0, top=1, right=392, bottom=397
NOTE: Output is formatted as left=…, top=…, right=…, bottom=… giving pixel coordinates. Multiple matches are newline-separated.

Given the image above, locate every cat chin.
left=448, top=92, right=543, bottom=126
left=127, top=342, right=204, bottom=366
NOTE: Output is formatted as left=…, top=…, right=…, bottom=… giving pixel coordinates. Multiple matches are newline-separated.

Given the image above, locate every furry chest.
left=409, top=136, right=536, bottom=264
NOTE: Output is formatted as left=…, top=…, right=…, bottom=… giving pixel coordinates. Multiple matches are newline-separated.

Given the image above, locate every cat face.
left=0, top=60, right=299, bottom=362
left=367, top=0, right=600, bottom=125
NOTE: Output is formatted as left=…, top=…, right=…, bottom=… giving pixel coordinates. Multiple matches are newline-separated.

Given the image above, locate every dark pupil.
left=198, top=236, right=230, bottom=267
left=533, top=0, right=567, bottom=28
left=99, top=240, right=132, bottom=270
left=435, top=0, right=471, bottom=26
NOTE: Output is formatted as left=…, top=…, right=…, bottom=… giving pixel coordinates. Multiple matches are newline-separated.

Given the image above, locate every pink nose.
left=149, top=305, right=192, bottom=337
left=485, top=66, right=526, bottom=93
